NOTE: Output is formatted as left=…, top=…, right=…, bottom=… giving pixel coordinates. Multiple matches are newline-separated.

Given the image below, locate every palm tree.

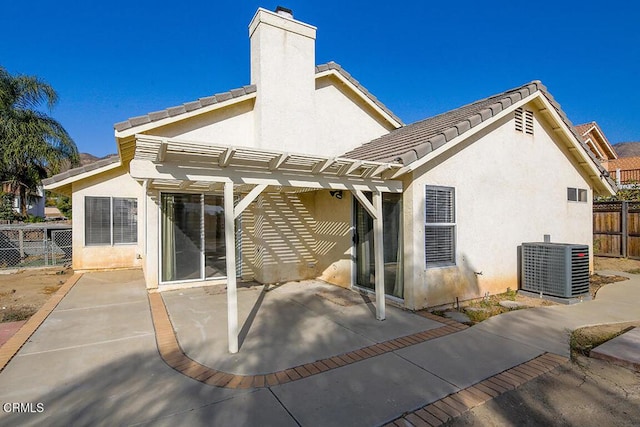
left=0, top=67, right=79, bottom=217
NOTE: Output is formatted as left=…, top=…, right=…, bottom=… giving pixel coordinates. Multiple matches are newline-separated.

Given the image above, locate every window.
left=515, top=108, right=534, bottom=135
left=85, top=197, right=137, bottom=246
left=567, top=187, right=588, bottom=203
left=425, top=186, right=455, bottom=268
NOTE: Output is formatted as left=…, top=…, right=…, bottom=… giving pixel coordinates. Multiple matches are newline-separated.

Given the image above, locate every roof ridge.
left=343, top=81, right=543, bottom=164
left=114, top=62, right=403, bottom=133
left=315, top=61, right=403, bottom=125
left=114, top=84, right=257, bottom=132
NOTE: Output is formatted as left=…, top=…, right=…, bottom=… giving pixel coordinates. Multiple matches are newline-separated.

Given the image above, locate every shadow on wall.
left=243, top=191, right=316, bottom=283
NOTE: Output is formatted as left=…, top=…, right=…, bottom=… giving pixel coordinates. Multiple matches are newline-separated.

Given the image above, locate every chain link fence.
left=0, top=224, right=72, bottom=269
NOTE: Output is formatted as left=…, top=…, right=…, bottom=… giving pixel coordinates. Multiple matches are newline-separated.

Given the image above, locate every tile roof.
left=113, top=61, right=402, bottom=133
left=114, top=85, right=257, bottom=132
left=342, top=80, right=614, bottom=190
left=42, top=156, right=120, bottom=186
left=574, top=122, right=596, bottom=136
left=343, top=81, right=550, bottom=164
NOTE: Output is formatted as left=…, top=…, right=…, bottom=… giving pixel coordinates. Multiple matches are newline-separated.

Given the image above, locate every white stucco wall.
left=315, top=76, right=395, bottom=157
left=71, top=166, right=144, bottom=271
left=147, top=100, right=255, bottom=147
left=403, top=108, right=594, bottom=309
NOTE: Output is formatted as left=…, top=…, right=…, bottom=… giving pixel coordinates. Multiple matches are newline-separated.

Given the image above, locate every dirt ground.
left=594, top=255, right=640, bottom=272
left=448, top=354, right=640, bottom=426
left=0, top=267, right=72, bottom=322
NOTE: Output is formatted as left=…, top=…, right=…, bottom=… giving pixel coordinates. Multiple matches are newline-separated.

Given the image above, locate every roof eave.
left=43, top=160, right=122, bottom=193
left=114, top=91, right=257, bottom=140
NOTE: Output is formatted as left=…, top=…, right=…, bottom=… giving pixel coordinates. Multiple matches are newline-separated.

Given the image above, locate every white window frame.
left=85, top=196, right=138, bottom=246
left=425, top=185, right=456, bottom=268
left=567, top=187, right=588, bottom=203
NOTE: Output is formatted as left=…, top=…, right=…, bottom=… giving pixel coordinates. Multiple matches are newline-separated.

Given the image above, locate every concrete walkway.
left=0, top=270, right=638, bottom=426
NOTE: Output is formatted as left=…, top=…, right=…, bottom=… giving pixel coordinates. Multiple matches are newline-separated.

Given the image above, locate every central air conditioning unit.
left=521, top=242, right=590, bottom=298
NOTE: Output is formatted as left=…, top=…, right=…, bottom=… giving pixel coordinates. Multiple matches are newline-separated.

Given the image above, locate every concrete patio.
left=0, top=268, right=638, bottom=426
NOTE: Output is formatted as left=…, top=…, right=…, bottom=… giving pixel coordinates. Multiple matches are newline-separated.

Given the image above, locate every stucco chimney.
left=249, top=7, right=317, bottom=151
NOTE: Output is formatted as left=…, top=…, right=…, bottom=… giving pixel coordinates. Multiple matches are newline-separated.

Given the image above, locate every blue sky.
left=2, top=1, right=638, bottom=157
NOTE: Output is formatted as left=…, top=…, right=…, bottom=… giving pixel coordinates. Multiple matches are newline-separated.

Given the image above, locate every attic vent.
left=515, top=108, right=534, bottom=135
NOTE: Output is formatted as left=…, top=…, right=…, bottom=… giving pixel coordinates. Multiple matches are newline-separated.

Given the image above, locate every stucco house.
left=44, top=7, right=615, bottom=353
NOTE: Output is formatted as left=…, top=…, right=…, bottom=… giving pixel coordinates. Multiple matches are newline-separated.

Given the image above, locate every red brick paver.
left=389, top=352, right=569, bottom=426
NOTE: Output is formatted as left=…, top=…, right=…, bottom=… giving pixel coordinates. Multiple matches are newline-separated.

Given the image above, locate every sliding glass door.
left=354, top=193, right=403, bottom=299
left=161, top=193, right=232, bottom=283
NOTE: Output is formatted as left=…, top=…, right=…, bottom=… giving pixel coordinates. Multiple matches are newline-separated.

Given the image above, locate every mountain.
left=613, top=142, right=640, bottom=158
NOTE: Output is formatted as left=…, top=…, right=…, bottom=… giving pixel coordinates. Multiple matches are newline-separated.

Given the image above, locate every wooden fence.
left=593, top=201, right=640, bottom=259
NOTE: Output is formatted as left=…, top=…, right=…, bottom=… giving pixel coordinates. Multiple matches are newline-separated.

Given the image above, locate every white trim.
left=315, top=69, right=403, bottom=128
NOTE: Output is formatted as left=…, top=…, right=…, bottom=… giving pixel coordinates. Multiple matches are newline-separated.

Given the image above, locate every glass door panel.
left=204, top=195, right=226, bottom=279
left=353, top=193, right=403, bottom=298
left=161, top=193, right=202, bottom=282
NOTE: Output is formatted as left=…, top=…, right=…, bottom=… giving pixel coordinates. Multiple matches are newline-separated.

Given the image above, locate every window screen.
left=85, top=197, right=111, bottom=246
left=85, top=196, right=137, bottom=246
left=113, top=198, right=138, bottom=244
left=425, top=186, right=455, bottom=268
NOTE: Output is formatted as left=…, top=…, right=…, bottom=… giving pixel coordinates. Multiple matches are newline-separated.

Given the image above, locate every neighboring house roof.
left=114, top=61, right=402, bottom=134
left=343, top=80, right=615, bottom=195
left=574, top=121, right=617, bottom=161
left=606, top=157, right=640, bottom=171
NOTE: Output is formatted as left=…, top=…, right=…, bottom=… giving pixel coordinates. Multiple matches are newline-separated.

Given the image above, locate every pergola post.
left=372, top=191, right=385, bottom=320
left=224, top=181, right=238, bottom=353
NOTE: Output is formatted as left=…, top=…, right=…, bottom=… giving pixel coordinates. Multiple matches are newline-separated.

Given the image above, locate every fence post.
left=622, top=201, right=628, bottom=258
left=18, top=229, right=24, bottom=259
left=43, top=228, right=48, bottom=266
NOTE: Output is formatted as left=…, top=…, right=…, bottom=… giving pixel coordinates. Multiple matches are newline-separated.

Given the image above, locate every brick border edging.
left=386, top=352, right=570, bottom=427
left=0, top=272, right=83, bottom=373
left=148, top=292, right=468, bottom=389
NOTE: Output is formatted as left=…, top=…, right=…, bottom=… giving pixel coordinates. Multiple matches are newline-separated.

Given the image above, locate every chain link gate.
left=0, top=225, right=72, bottom=269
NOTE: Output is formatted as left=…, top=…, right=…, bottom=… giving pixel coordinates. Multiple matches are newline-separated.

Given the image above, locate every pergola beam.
left=234, top=184, right=267, bottom=219
left=351, top=189, right=377, bottom=219
left=156, top=141, right=168, bottom=162
left=219, top=148, right=236, bottom=167
left=269, top=153, right=289, bottom=171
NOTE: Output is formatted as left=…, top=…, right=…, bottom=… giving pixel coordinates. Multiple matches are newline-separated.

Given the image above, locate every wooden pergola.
left=129, top=134, right=405, bottom=353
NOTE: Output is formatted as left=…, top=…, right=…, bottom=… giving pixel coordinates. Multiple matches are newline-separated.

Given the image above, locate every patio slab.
left=162, top=280, right=443, bottom=375
left=271, top=352, right=459, bottom=427
left=591, top=327, right=640, bottom=370
left=397, top=328, right=543, bottom=389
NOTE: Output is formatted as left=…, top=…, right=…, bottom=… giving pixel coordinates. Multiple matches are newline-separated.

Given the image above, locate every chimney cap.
left=275, top=6, right=293, bottom=19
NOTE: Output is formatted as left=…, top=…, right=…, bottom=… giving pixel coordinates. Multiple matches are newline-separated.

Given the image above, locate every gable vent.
left=515, top=108, right=534, bottom=135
